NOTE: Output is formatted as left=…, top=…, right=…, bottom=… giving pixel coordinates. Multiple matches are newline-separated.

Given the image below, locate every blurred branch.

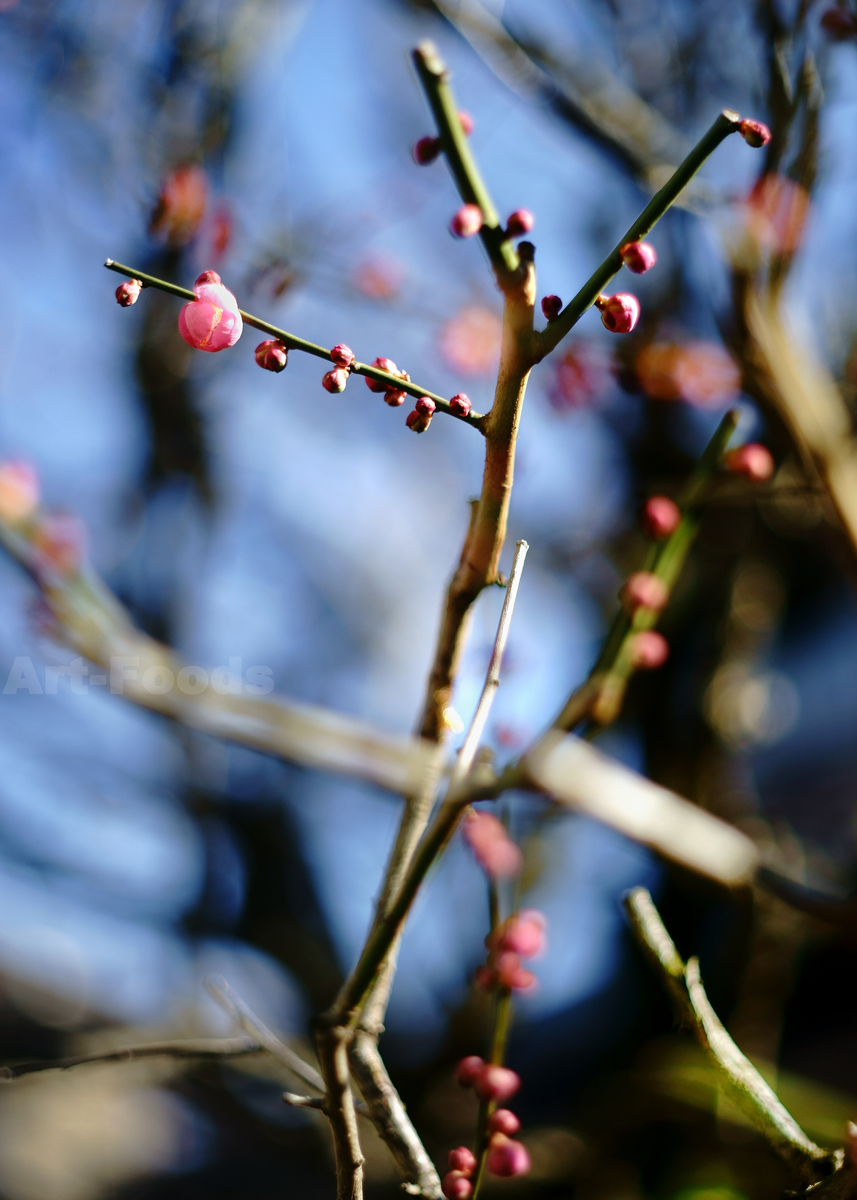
left=554, top=409, right=739, bottom=731
left=624, top=888, right=842, bottom=1187
left=104, top=260, right=484, bottom=429
left=423, top=0, right=690, bottom=192
left=525, top=736, right=758, bottom=888
left=0, top=1037, right=261, bottom=1080
left=0, top=521, right=439, bottom=796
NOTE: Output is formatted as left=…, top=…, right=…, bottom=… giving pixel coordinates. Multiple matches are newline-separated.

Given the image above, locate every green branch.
left=103, top=260, right=484, bottom=430
left=534, top=109, right=742, bottom=358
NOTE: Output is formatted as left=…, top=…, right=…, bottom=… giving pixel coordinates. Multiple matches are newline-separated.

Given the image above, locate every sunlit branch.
left=0, top=1037, right=261, bottom=1080
left=104, top=260, right=484, bottom=430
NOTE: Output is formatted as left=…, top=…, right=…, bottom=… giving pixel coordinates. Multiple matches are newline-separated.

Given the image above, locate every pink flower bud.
left=486, top=1136, right=531, bottom=1179
left=330, top=344, right=355, bottom=369
left=541, top=295, right=562, bottom=321
left=506, top=209, right=534, bottom=238
left=475, top=1065, right=521, bottom=1103
left=621, top=571, right=669, bottom=614
left=629, top=630, right=669, bottom=670
left=323, top=369, right=348, bottom=394
left=442, top=1172, right=473, bottom=1200
left=492, top=910, right=547, bottom=958
left=406, top=407, right=433, bottom=433
left=255, top=339, right=288, bottom=373
left=448, top=1147, right=477, bottom=1174
left=115, top=279, right=142, bottom=307
left=475, top=965, right=498, bottom=991
left=489, top=1110, right=521, bottom=1136
left=495, top=951, right=522, bottom=989
left=178, top=276, right=243, bottom=352
left=642, top=495, right=681, bottom=539
left=415, top=396, right=436, bottom=416
left=821, top=7, right=857, bottom=38
left=458, top=111, right=474, bottom=136
left=462, top=810, right=523, bottom=879
left=449, top=393, right=472, bottom=418
left=0, top=461, right=40, bottom=522
left=413, top=136, right=441, bottom=165
left=725, top=442, right=775, bottom=482
left=385, top=388, right=406, bottom=407
left=32, top=512, right=86, bottom=577
left=365, top=357, right=400, bottom=393
left=456, top=1056, right=485, bottom=1087
left=739, top=119, right=772, bottom=148
left=595, top=293, right=640, bottom=334
left=450, top=204, right=483, bottom=239
left=620, top=241, right=657, bottom=274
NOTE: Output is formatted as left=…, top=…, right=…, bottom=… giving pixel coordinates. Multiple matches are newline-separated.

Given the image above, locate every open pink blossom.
left=475, top=1065, right=521, bottom=1102
left=178, top=271, right=243, bottom=352
left=450, top=204, right=483, bottom=238
left=620, top=241, right=657, bottom=274
left=486, top=1135, right=531, bottom=1178
left=0, top=461, right=40, bottom=522
left=725, top=443, right=775, bottom=482
left=621, top=571, right=669, bottom=614
left=462, top=810, right=523, bottom=878
left=629, top=630, right=669, bottom=670
left=596, top=293, right=640, bottom=334
left=442, top=1172, right=473, bottom=1199
left=642, top=495, right=681, bottom=539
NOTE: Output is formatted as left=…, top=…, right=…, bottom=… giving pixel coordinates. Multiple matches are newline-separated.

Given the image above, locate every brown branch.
left=315, top=1021, right=364, bottom=1200
left=0, top=1037, right=261, bottom=1080
left=624, top=888, right=840, bottom=1186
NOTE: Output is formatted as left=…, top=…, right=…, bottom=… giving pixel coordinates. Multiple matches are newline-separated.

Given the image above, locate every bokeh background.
left=0, top=0, right=857, bottom=1196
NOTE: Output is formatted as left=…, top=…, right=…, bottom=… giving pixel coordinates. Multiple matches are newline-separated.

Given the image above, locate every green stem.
left=104, top=259, right=484, bottom=429
left=535, top=109, right=742, bottom=358
left=412, top=43, right=519, bottom=276
left=554, top=408, right=739, bottom=731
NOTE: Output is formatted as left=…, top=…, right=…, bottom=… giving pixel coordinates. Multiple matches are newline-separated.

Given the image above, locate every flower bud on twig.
left=322, top=369, right=349, bottom=394
left=442, top=1172, right=473, bottom=1199
left=486, top=1136, right=531, bottom=1178
left=385, top=388, right=406, bottom=407
left=629, top=630, right=669, bottom=670
left=456, top=1056, right=485, bottom=1087
left=115, top=279, right=142, bottom=306
left=621, top=571, right=669, bottom=614
left=365, top=357, right=400, bottom=393
left=0, top=461, right=39, bottom=523
left=450, top=204, right=483, bottom=238
left=178, top=273, right=243, bottom=352
left=489, top=1110, right=521, bottom=1136
left=505, top=209, right=534, bottom=238
left=725, top=442, right=774, bottom=482
left=620, top=241, right=657, bottom=274
left=448, top=1147, right=477, bottom=1174
left=406, top=397, right=435, bottom=433
left=642, top=495, right=681, bottom=539
left=330, top=344, right=355, bottom=369
left=458, top=111, right=474, bottom=136
left=462, top=810, right=523, bottom=878
left=475, top=1065, right=521, bottom=1102
left=413, top=136, right=441, bottom=165
left=255, top=339, right=288, bottom=373
left=595, top=293, right=640, bottom=334
left=541, top=295, right=562, bottom=322
left=738, top=119, right=772, bottom=148
left=449, top=393, right=472, bottom=418
left=489, top=910, right=547, bottom=958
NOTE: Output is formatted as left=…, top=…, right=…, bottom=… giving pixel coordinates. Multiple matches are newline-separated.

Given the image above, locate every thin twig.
left=623, top=888, right=838, bottom=1185
left=206, top=976, right=325, bottom=1094
left=104, top=260, right=484, bottom=430
left=0, top=1037, right=261, bottom=1080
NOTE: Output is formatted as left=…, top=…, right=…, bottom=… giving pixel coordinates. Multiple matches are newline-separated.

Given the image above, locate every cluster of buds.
left=443, top=1058, right=531, bottom=1196
left=641, top=495, right=681, bottom=540
left=322, top=344, right=356, bottom=393
left=595, top=292, right=640, bottom=334
left=255, top=339, right=288, bottom=373
left=115, top=278, right=142, bottom=307
left=365, top=356, right=410, bottom=406
left=406, top=397, right=436, bottom=433
left=413, top=111, right=474, bottom=165
left=178, top=270, right=243, bottom=353
left=475, top=909, right=546, bottom=994
left=462, top=810, right=522, bottom=878
left=725, top=442, right=775, bottom=482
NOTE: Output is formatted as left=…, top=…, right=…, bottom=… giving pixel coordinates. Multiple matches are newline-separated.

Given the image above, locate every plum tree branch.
left=104, top=260, right=484, bottom=429
left=0, top=1037, right=262, bottom=1079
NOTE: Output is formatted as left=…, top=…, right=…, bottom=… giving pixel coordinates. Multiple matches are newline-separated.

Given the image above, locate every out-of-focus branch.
left=0, top=1037, right=261, bottom=1079
left=525, top=736, right=758, bottom=888
left=554, top=409, right=739, bottom=731
left=0, top=520, right=439, bottom=797
left=624, top=888, right=840, bottom=1186
left=104, top=261, right=484, bottom=429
